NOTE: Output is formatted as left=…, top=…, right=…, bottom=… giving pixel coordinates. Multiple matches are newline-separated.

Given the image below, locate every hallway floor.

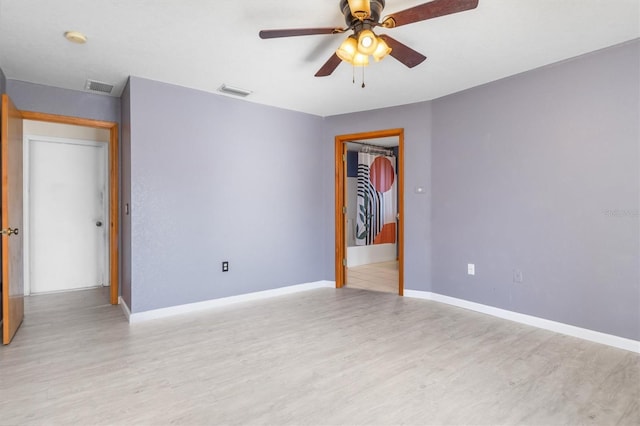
left=346, top=260, right=399, bottom=294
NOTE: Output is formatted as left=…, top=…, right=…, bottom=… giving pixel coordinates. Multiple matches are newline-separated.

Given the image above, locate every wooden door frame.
left=335, top=128, right=404, bottom=296
left=20, top=111, right=119, bottom=305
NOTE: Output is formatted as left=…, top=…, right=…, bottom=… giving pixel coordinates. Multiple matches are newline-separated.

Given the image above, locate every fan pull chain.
left=351, top=65, right=366, bottom=88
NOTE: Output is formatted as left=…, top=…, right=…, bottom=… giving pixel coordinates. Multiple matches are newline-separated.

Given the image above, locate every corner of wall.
left=119, top=77, right=133, bottom=311
left=123, top=76, right=328, bottom=313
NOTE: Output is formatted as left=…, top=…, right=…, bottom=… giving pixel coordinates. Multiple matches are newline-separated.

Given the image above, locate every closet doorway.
left=335, top=129, right=404, bottom=295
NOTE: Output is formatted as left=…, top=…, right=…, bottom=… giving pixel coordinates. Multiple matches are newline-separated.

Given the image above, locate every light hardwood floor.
left=1, top=287, right=638, bottom=425
left=346, top=261, right=399, bottom=294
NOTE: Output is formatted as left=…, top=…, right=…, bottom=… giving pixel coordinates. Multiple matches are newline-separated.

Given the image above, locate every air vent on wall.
left=85, top=79, right=114, bottom=94
left=218, top=84, right=252, bottom=98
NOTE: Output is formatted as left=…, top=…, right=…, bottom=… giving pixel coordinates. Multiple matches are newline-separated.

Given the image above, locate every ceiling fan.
left=259, top=0, right=479, bottom=78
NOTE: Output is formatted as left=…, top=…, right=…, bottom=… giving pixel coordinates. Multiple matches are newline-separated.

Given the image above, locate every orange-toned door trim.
left=334, top=128, right=404, bottom=296
left=20, top=111, right=120, bottom=305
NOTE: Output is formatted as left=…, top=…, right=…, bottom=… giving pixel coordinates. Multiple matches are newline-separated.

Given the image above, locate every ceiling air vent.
left=85, top=79, right=114, bottom=94
left=218, top=84, right=252, bottom=98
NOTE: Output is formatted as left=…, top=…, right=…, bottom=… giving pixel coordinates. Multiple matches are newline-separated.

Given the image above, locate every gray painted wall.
left=6, top=80, right=120, bottom=123
left=323, top=102, right=433, bottom=292
left=431, top=41, right=639, bottom=340
left=0, top=67, right=6, bottom=94
left=5, top=40, right=637, bottom=341
left=125, top=77, right=326, bottom=313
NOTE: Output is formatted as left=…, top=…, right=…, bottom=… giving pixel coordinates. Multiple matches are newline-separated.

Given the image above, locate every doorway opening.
left=335, top=129, right=404, bottom=295
left=24, top=122, right=110, bottom=296
left=20, top=111, right=119, bottom=305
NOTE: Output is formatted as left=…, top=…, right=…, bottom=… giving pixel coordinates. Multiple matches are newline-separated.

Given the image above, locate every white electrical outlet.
left=467, top=264, right=475, bottom=275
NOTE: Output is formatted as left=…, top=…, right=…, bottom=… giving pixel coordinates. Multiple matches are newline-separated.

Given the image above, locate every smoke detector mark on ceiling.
left=64, top=31, right=87, bottom=44
left=85, top=79, right=114, bottom=94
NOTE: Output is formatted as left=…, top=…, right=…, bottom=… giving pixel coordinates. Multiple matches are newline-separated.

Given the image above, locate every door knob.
left=96, top=221, right=103, bottom=227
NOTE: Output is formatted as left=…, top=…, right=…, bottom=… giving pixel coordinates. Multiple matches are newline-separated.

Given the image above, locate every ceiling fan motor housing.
left=340, top=0, right=386, bottom=26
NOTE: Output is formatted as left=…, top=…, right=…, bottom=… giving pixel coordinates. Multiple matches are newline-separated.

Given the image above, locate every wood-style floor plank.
left=1, top=287, right=638, bottom=425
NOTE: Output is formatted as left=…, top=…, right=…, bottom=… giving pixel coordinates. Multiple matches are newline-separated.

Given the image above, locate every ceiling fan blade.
left=382, top=0, right=479, bottom=28
left=259, top=28, right=345, bottom=39
left=378, top=35, right=427, bottom=68
left=315, top=53, right=343, bottom=77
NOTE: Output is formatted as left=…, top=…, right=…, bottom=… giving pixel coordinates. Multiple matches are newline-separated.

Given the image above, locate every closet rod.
left=361, top=144, right=394, bottom=155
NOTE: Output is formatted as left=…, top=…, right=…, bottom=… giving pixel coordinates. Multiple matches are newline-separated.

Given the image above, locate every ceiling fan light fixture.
left=372, top=37, right=392, bottom=62
left=357, top=29, right=378, bottom=55
left=347, top=0, right=371, bottom=20
left=336, top=36, right=358, bottom=63
left=261, top=0, right=479, bottom=78
left=352, top=52, right=369, bottom=67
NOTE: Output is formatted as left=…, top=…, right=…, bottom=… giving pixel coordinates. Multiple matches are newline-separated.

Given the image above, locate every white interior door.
left=27, top=136, right=108, bottom=294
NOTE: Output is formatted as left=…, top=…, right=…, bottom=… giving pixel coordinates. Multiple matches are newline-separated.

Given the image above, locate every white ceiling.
left=0, top=1, right=638, bottom=117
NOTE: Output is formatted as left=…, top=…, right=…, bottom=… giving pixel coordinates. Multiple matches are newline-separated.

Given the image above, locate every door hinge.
left=342, top=258, right=347, bottom=266
left=342, top=154, right=346, bottom=162
left=342, top=206, right=347, bottom=214
left=0, top=228, right=19, bottom=236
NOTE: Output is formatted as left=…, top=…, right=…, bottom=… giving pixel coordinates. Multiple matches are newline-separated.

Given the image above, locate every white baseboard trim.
left=404, top=290, right=639, bottom=354
left=127, top=280, right=335, bottom=324
left=119, top=296, right=131, bottom=321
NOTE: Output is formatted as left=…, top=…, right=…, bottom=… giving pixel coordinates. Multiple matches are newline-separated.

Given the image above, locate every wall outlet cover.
left=467, top=264, right=475, bottom=275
